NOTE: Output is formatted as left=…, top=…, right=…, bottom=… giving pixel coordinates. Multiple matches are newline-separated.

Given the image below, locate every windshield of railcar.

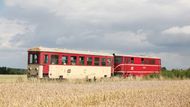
left=28, top=52, right=39, bottom=64
left=114, top=56, right=122, bottom=64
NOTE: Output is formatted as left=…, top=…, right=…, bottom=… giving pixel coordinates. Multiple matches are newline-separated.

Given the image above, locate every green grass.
left=144, top=70, right=190, bottom=80
left=162, top=70, right=190, bottom=79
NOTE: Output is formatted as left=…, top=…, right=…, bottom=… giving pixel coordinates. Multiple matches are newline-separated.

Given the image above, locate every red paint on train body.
left=113, top=55, right=161, bottom=77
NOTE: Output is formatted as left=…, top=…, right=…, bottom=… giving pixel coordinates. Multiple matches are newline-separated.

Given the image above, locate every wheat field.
left=0, top=76, right=190, bottom=107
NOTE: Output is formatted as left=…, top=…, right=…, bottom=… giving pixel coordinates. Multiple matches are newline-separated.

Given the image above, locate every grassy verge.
left=144, top=70, right=190, bottom=80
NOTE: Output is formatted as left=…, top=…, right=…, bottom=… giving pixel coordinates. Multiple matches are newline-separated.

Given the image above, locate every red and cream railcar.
left=113, top=54, right=161, bottom=77
left=27, top=47, right=113, bottom=79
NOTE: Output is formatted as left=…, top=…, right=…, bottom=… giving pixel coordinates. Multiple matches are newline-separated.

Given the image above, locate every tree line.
left=0, top=67, right=26, bottom=74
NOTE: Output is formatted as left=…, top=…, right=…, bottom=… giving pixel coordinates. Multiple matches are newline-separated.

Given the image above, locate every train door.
left=43, top=54, right=49, bottom=77
left=158, top=59, right=161, bottom=72
left=123, top=57, right=129, bottom=77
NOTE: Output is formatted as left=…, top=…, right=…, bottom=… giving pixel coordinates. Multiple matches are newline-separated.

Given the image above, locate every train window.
left=79, top=56, right=85, bottom=65
left=44, top=55, right=48, bottom=64
left=62, top=56, right=68, bottom=65
left=94, top=57, right=100, bottom=66
left=101, top=58, right=106, bottom=66
left=127, top=58, right=131, bottom=63
left=150, top=59, right=155, bottom=64
left=70, top=56, right=77, bottom=65
left=107, top=58, right=112, bottom=66
left=124, top=58, right=131, bottom=64
left=124, top=58, right=127, bottom=63
left=51, top=55, right=59, bottom=64
left=87, top=57, right=92, bottom=65
left=34, top=54, right=38, bottom=64
left=141, top=58, right=144, bottom=64
left=131, top=57, right=134, bottom=64
left=29, top=54, right=38, bottom=64
left=114, top=56, right=122, bottom=63
left=145, top=59, right=149, bottom=64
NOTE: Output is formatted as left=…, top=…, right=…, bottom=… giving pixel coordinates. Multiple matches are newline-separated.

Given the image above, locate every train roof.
left=28, top=47, right=160, bottom=59
left=28, top=47, right=113, bottom=56
left=114, top=54, right=160, bottom=59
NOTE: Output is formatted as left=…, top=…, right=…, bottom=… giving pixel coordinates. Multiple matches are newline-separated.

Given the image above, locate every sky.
left=0, top=0, right=190, bottom=69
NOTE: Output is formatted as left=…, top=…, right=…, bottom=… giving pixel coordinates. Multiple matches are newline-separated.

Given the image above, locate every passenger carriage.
left=27, top=47, right=113, bottom=79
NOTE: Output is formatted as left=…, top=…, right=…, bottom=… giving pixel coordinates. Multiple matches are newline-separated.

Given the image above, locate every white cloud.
left=103, top=31, right=151, bottom=48
left=158, top=25, right=190, bottom=45
left=5, top=0, right=59, bottom=8
left=5, top=0, right=188, bottom=24
left=0, top=18, right=35, bottom=48
left=162, top=26, right=190, bottom=35
left=179, top=0, right=190, bottom=7
left=56, top=30, right=154, bottom=52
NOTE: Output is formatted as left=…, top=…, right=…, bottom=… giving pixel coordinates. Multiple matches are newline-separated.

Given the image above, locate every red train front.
left=113, top=54, right=161, bottom=77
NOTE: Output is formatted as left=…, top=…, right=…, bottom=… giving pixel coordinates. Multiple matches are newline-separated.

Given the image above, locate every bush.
left=163, top=69, right=190, bottom=79
left=144, top=69, right=190, bottom=79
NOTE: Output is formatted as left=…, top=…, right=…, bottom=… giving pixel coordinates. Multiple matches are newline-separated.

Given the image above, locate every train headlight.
left=28, top=67, right=31, bottom=71
left=35, top=68, right=39, bottom=71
